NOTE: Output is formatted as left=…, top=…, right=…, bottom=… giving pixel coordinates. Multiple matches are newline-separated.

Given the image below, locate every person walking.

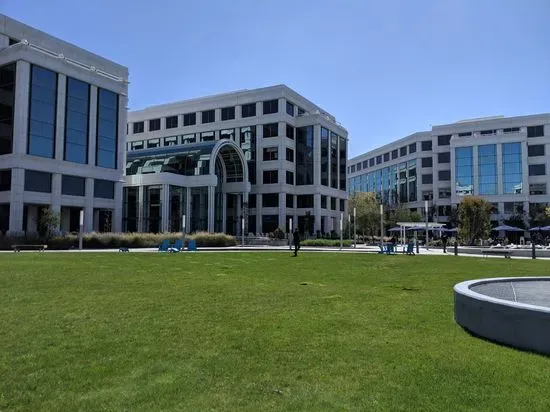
left=442, top=232, right=448, bottom=253
left=293, top=228, right=301, bottom=257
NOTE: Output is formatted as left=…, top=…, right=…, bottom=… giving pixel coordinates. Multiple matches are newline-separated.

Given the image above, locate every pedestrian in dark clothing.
left=293, top=228, right=300, bottom=256
left=442, top=233, right=448, bottom=253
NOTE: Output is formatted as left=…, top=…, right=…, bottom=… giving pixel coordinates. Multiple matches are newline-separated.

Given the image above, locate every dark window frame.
left=201, top=109, right=215, bottom=124
left=183, top=112, right=196, bottom=126
left=149, top=118, right=161, bottom=131
left=241, top=103, right=256, bottom=118
left=221, top=106, right=235, bottom=121
left=263, top=123, right=279, bottom=138
left=166, top=116, right=178, bottom=129
left=263, top=99, right=278, bottom=115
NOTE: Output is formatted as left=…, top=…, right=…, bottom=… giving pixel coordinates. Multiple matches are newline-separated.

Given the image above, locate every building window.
left=362, top=160, right=368, bottom=169
left=454, top=146, right=472, bottom=194
left=438, top=152, right=450, bottom=164
left=421, top=157, right=432, bottom=168
left=376, top=155, right=382, bottom=165
left=480, top=129, right=496, bottom=136
left=528, top=144, right=545, bottom=157
left=438, top=135, right=451, bottom=146
left=369, top=158, right=375, bottom=167
left=147, top=138, right=160, bottom=148
left=286, top=194, right=294, bottom=207
left=248, top=194, right=257, bottom=209
left=28, top=65, right=57, bottom=159
left=350, top=165, right=356, bottom=173
left=263, top=123, right=278, bottom=138
left=182, top=133, right=196, bottom=144
left=263, top=99, right=278, bottom=115
left=477, top=144, right=497, bottom=195
left=221, top=106, right=235, bottom=121
left=321, top=195, right=327, bottom=209
left=504, top=202, right=523, bottom=214
left=166, top=116, right=178, bottom=129
left=262, top=193, right=278, bottom=207
left=438, top=188, right=451, bottom=199
left=297, top=107, right=305, bottom=116
left=96, top=88, right=119, bottom=169
left=340, top=199, right=345, bottom=212
left=330, top=197, right=336, bottom=210
left=529, top=164, right=546, bottom=176
left=286, top=171, right=294, bottom=185
left=240, top=126, right=256, bottom=185
left=220, top=129, right=235, bottom=140
left=286, top=124, right=294, bottom=139
left=149, top=118, right=160, bottom=131
left=61, top=175, right=85, bottom=196
left=297, top=195, right=314, bottom=208
left=339, top=136, right=347, bottom=190
left=24, top=170, right=52, bottom=193
left=438, top=170, right=451, bottom=181
left=298, top=126, right=314, bottom=185
left=321, top=127, right=329, bottom=186
left=503, top=127, right=520, bottom=134
left=164, top=136, right=178, bottom=146
left=201, top=131, right=215, bottom=142
left=130, top=141, right=143, bottom=150
left=94, top=179, right=115, bottom=199
left=357, top=162, right=362, bottom=171
left=391, top=149, right=398, bottom=160
left=383, top=152, right=390, bottom=162
left=263, top=147, right=278, bottom=161
left=286, top=101, right=294, bottom=116
left=458, top=132, right=472, bottom=137
left=503, top=142, right=523, bottom=193
left=64, top=77, right=90, bottom=164
left=399, top=146, right=407, bottom=157
left=286, top=147, right=294, bottom=162
left=263, top=170, right=278, bottom=184
left=133, top=122, right=144, bottom=134
left=530, top=183, right=547, bottom=195
left=0, top=170, right=11, bottom=191
left=527, top=125, right=544, bottom=138
left=421, top=140, right=432, bottom=151
left=183, top=112, right=196, bottom=126
left=201, top=110, right=215, bottom=124
left=241, top=103, right=256, bottom=118
left=409, top=143, right=416, bottom=154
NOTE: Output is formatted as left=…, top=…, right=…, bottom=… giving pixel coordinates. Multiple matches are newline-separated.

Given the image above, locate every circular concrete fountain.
left=454, top=277, right=550, bottom=355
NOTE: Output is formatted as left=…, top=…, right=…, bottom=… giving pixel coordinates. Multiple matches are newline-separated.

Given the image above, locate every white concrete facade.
left=126, top=85, right=349, bottom=235
left=348, top=113, right=550, bottom=224
left=0, top=14, right=128, bottom=234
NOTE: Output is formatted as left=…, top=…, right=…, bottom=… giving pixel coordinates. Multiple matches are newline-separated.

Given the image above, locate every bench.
left=482, top=249, right=511, bottom=259
left=12, top=244, right=48, bottom=252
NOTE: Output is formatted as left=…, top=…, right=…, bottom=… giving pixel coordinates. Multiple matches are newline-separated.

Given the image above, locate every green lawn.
left=1, top=252, right=550, bottom=411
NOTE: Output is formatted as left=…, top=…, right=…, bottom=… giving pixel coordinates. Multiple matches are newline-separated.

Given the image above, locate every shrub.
left=301, top=239, right=352, bottom=247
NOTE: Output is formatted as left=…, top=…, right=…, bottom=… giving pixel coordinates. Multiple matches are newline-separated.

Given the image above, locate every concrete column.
left=236, top=193, right=242, bottom=236
left=313, top=125, right=321, bottom=186
left=235, top=104, right=242, bottom=119
left=314, top=193, right=322, bottom=233
left=207, top=186, right=215, bottom=232
left=88, top=86, right=98, bottom=166
left=84, top=178, right=94, bottom=232
left=177, top=114, right=184, bottom=129
left=472, top=145, right=479, bottom=196
left=117, top=95, right=128, bottom=171
left=55, top=74, right=67, bottom=160
left=12, top=61, right=31, bottom=155
left=8, top=168, right=25, bottom=234
left=222, top=193, right=227, bottom=233
left=278, top=192, right=286, bottom=230
left=113, top=181, right=123, bottom=232
left=0, top=34, right=9, bottom=50
left=185, top=187, right=191, bottom=233
left=278, top=97, right=285, bottom=114
left=496, top=143, right=503, bottom=195
left=215, top=108, right=221, bottom=123
left=161, top=184, right=170, bottom=232
left=51, top=173, right=62, bottom=233
left=137, top=186, right=144, bottom=232
left=256, top=194, right=262, bottom=235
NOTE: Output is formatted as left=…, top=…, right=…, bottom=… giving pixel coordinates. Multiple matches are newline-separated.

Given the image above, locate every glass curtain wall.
left=296, top=126, right=314, bottom=185
left=169, top=186, right=186, bottom=232
left=408, top=160, right=417, bottom=202
left=455, top=147, right=473, bottom=195
left=502, top=142, right=522, bottom=194
left=240, top=126, right=256, bottom=185
left=478, top=144, right=497, bottom=195
left=191, top=187, right=208, bottom=232
left=143, top=185, right=162, bottom=233
left=123, top=187, right=138, bottom=232
left=330, top=132, right=338, bottom=188
left=64, top=77, right=90, bottom=163
left=28, top=65, right=57, bottom=158
left=339, top=136, right=347, bottom=190
left=0, top=63, right=16, bottom=155
left=321, top=127, right=329, bottom=186
left=96, top=88, right=119, bottom=168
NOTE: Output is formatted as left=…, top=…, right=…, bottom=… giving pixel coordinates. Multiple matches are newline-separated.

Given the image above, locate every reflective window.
left=297, top=126, right=314, bottom=185
left=350, top=165, right=355, bottom=173
left=421, top=140, right=432, bottom=151
left=220, top=129, right=235, bottom=140
left=422, top=174, right=433, bottom=184
left=262, top=193, right=278, bottom=207
left=286, top=171, right=294, bottom=185
left=438, top=152, right=450, bottom=164
left=147, top=138, right=160, bottom=148
left=480, top=129, right=496, bottom=136
left=263, top=147, right=278, bottom=161
left=408, top=160, right=417, bottom=202
left=502, top=142, right=522, bottom=194
left=528, top=144, right=545, bottom=157
left=133, top=122, right=144, bottom=133
left=439, top=188, right=451, bottom=199
left=529, top=164, right=546, bottom=176
left=164, top=136, right=178, bottom=146
left=286, top=124, right=294, bottom=139
left=0, top=63, right=16, bottom=155
left=438, top=135, right=451, bottom=146
left=25, top=170, right=52, bottom=193
left=409, top=142, right=416, bottom=154
left=64, top=78, right=90, bottom=164
left=478, top=144, right=497, bottom=195
left=421, top=157, right=432, bottom=168
left=376, top=155, right=382, bottom=165
left=149, top=118, right=160, bottom=131
left=201, top=131, right=215, bottom=142
left=455, top=146, right=472, bottom=195
left=369, top=158, right=375, bottom=167
left=241, top=103, right=256, bottom=118
left=62, top=175, right=85, bottom=196
left=527, top=125, right=544, bottom=138
left=357, top=162, right=362, bottom=171
left=339, top=136, right=347, bottom=190
left=182, top=133, right=196, bottom=144
left=183, top=112, right=196, bottom=126
left=0, top=169, right=11, bottom=191
left=340, top=199, right=345, bottom=212
left=286, top=147, right=294, bottom=162
left=399, top=147, right=406, bottom=157
left=362, top=160, right=368, bottom=169
left=240, top=126, right=256, bottom=184
left=263, top=99, right=278, bottom=115
left=297, top=195, right=314, bottom=208
left=201, top=110, right=215, bottom=124
left=458, top=132, right=472, bottom=137
left=530, top=183, right=546, bottom=195
left=321, top=127, right=329, bottom=186
left=439, top=170, right=451, bottom=181
left=131, top=140, right=143, bottom=150
left=383, top=152, right=389, bottom=162
left=28, top=65, right=57, bottom=158
left=286, top=101, right=294, bottom=116
left=263, top=123, right=278, bottom=138
left=221, top=106, right=235, bottom=121
left=166, top=116, right=178, bottom=129
left=391, top=149, right=398, bottom=159
left=94, top=179, right=115, bottom=199
left=96, top=88, right=119, bottom=169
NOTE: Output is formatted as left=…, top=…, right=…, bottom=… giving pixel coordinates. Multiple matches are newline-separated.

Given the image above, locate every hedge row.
left=0, top=232, right=236, bottom=250
left=300, top=239, right=352, bottom=247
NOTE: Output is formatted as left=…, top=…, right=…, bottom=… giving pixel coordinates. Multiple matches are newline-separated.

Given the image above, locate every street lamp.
left=380, top=204, right=384, bottom=246
left=425, top=200, right=429, bottom=249
left=288, top=218, right=293, bottom=250
left=79, top=210, right=84, bottom=250
left=340, top=212, right=343, bottom=249
left=353, top=207, right=357, bottom=248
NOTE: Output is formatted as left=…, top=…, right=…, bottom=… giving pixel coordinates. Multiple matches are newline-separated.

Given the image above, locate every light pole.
left=182, top=214, right=186, bottom=244
left=380, top=204, right=384, bottom=246
left=339, top=212, right=343, bottom=249
left=353, top=207, right=357, bottom=248
left=288, top=218, right=293, bottom=250
left=79, top=209, right=84, bottom=251
left=241, top=217, right=245, bottom=247
left=348, top=213, right=351, bottom=241
left=425, top=200, right=429, bottom=249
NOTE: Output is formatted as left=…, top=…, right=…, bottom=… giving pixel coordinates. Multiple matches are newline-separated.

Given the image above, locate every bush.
left=301, top=239, right=352, bottom=247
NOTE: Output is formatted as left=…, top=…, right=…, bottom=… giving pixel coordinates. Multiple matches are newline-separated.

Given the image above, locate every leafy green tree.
left=386, top=204, right=421, bottom=229
left=504, top=214, right=527, bottom=229
left=458, top=197, right=491, bottom=245
left=349, top=192, right=380, bottom=240
left=37, top=207, right=60, bottom=240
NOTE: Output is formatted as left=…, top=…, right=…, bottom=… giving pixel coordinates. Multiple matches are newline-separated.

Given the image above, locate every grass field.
left=1, top=252, right=550, bottom=411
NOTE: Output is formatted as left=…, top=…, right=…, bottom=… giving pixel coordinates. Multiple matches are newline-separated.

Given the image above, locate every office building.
left=348, top=114, right=550, bottom=223
left=124, top=85, right=348, bottom=235
left=0, top=14, right=128, bottom=234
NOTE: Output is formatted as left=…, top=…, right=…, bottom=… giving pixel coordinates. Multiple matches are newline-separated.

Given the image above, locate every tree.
left=458, top=197, right=491, bottom=245
left=504, top=214, right=527, bottom=229
left=386, top=204, right=421, bottom=229
left=446, top=206, right=460, bottom=229
left=530, top=204, right=550, bottom=228
left=349, top=192, right=380, bottom=240
left=37, top=207, right=60, bottom=240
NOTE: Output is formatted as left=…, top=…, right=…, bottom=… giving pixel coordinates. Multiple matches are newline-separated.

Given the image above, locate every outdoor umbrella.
left=388, top=227, right=401, bottom=232
left=492, top=225, right=524, bottom=232
left=529, top=227, right=542, bottom=232
left=540, top=226, right=550, bottom=231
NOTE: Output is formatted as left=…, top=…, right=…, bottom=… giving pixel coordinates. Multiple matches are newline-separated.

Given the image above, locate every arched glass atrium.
left=123, top=140, right=250, bottom=234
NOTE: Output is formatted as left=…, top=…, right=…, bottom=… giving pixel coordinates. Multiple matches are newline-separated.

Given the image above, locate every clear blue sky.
left=4, top=0, right=549, bottom=157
